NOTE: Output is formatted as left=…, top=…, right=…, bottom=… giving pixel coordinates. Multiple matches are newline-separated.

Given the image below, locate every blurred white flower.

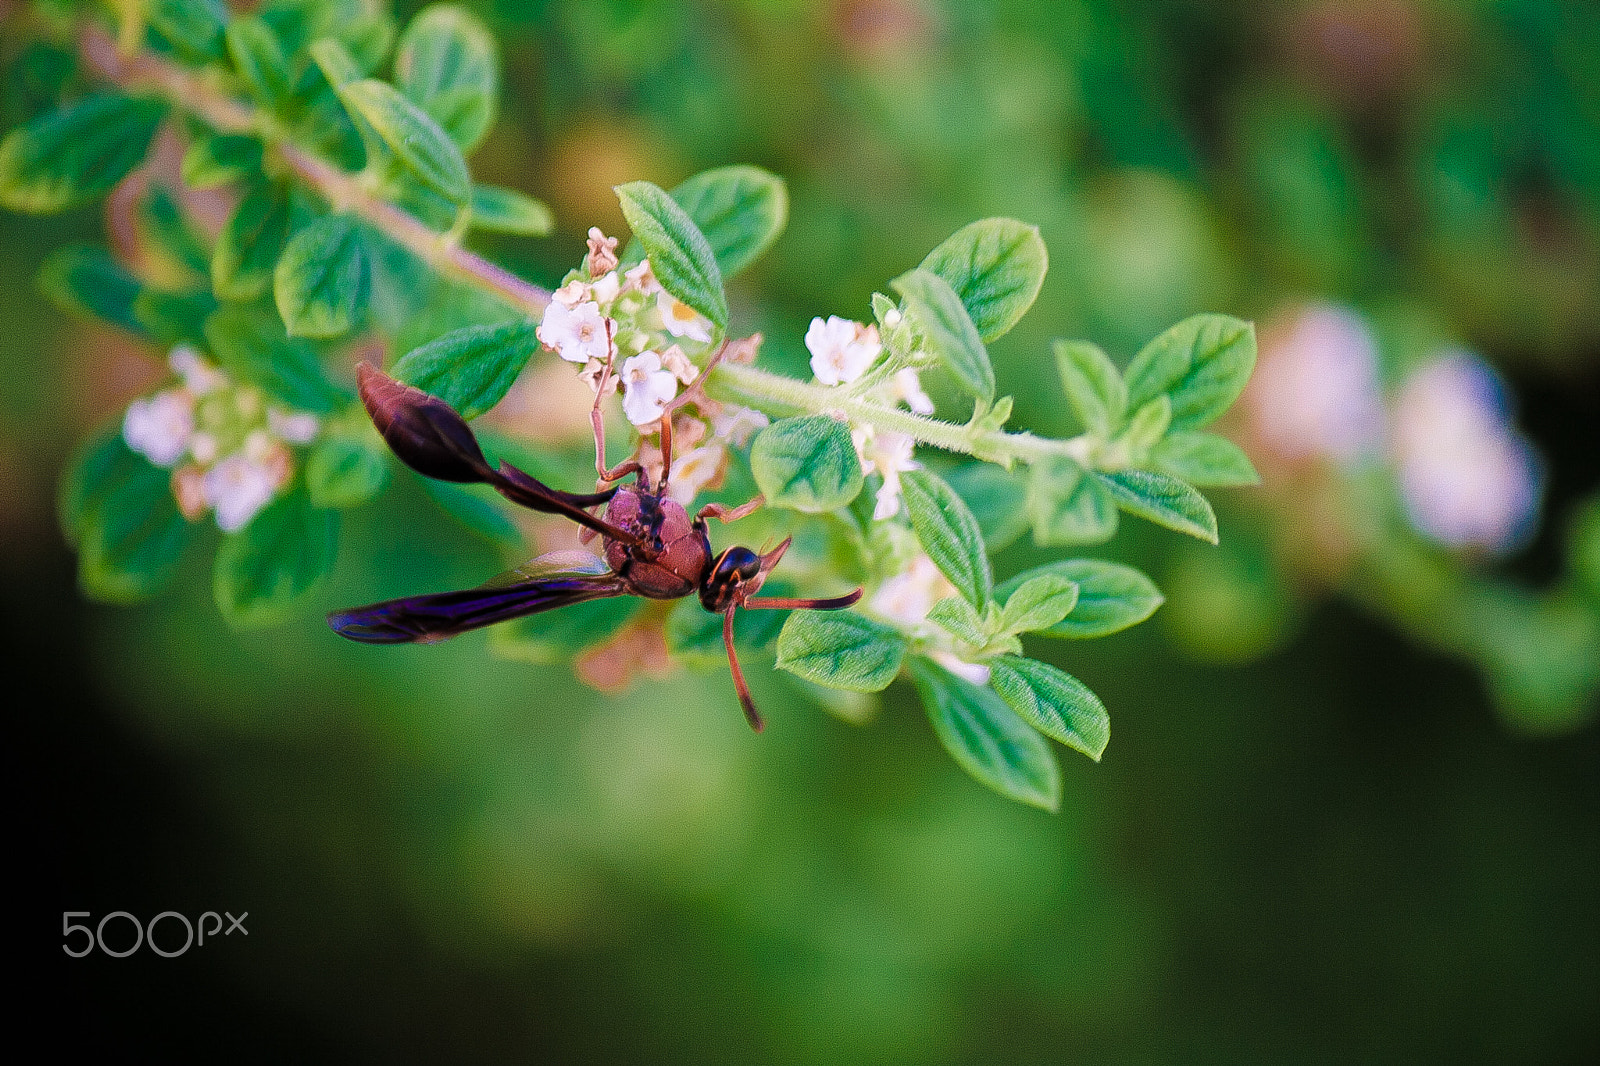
left=267, top=407, right=319, bottom=445
left=168, top=345, right=226, bottom=396
left=807, top=315, right=882, bottom=385
left=929, top=649, right=991, bottom=687
left=1250, top=304, right=1385, bottom=463
left=711, top=405, right=768, bottom=446
left=657, top=292, right=714, bottom=343
left=538, top=300, right=610, bottom=363
left=588, top=270, right=620, bottom=306
left=869, top=553, right=954, bottom=627
left=1393, top=353, right=1542, bottom=553
left=203, top=452, right=282, bottom=532
left=887, top=366, right=934, bottom=414
left=853, top=425, right=918, bottom=520
left=188, top=431, right=218, bottom=466
left=620, top=352, right=679, bottom=426
left=123, top=389, right=194, bottom=467
left=666, top=444, right=726, bottom=505
left=551, top=279, right=588, bottom=308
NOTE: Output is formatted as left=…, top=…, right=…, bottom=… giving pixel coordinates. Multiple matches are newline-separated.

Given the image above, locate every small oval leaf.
left=1122, top=314, right=1257, bottom=431
left=901, top=469, right=993, bottom=608
left=615, top=179, right=728, bottom=329
left=339, top=79, right=471, bottom=205
left=919, top=218, right=1048, bottom=343
left=274, top=214, right=370, bottom=338
left=0, top=92, right=165, bottom=214
left=749, top=415, right=864, bottom=513
left=911, top=657, right=1060, bottom=811
left=1096, top=469, right=1218, bottom=544
left=776, top=611, right=906, bottom=692
left=892, top=268, right=995, bottom=402
left=997, top=560, right=1163, bottom=639
left=392, top=321, right=542, bottom=421
left=1027, top=458, right=1118, bottom=546
left=214, top=488, right=339, bottom=627
left=469, top=185, right=554, bottom=236
left=306, top=437, right=390, bottom=509
left=662, top=165, right=788, bottom=278
left=987, top=655, right=1109, bottom=761
left=395, top=4, right=499, bottom=152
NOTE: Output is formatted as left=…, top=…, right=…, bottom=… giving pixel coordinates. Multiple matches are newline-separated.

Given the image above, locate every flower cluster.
left=1249, top=305, right=1542, bottom=554
left=122, top=346, right=318, bottom=532
left=868, top=548, right=991, bottom=685
left=804, top=313, right=933, bottom=520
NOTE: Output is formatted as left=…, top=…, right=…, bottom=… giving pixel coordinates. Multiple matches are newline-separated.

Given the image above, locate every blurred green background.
left=13, top=0, right=1599, bottom=1060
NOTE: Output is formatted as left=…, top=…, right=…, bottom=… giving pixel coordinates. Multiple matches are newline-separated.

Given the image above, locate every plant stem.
left=707, top=362, right=1093, bottom=467
left=78, top=26, right=551, bottom=318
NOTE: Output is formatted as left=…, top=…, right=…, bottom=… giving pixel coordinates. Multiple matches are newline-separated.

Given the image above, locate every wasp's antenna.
left=724, top=607, right=764, bottom=732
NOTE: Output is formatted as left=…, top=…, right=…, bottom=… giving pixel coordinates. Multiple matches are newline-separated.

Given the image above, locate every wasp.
left=328, top=362, right=861, bottom=730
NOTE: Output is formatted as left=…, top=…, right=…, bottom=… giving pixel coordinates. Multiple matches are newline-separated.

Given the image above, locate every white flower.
left=168, top=345, right=226, bottom=396
left=1250, top=304, right=1385, bottom=463
left=123, top=390, right=194, bottom=467
left=853, top=426, right=918, bottom=520
left=203, top=453, right=282, bottom=532
left=656, top=291, right=714, bottom=343
left=666, top=443, right=726, bottom=506
left=537, top=300, right=610, bottom=363
left=887, top=366, right=934, bottom=414
left=807, top=315, right=882, bottom=385
left=1393, top=353, right=1541, bottom=553
left=267, top=408, right=319, bottom=445
left=188, top=432, right=218, bottom=466
left=869, top=553, right=954, bottom=627
left=620, top=352, right=680, bottom=426
left=711, top=405, right=769, bottom=446
left=588, top=270, right=620, bottom=306
left=551, top=279, right=588, bottom=308
left=929, top=649, right=991, bottom=687
left=624, top=258, right=662, bottom=295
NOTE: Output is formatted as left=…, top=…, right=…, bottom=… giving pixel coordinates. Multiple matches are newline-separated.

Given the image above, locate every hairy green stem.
left=78, top=26, right=551, bottom=317
left=707, top=362, right=1093, bottom=467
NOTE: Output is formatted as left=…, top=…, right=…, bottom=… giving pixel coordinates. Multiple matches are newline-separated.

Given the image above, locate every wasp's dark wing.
left=329, top=573, right=628, bottom=644
left=356, top=363, right=640, bottom=545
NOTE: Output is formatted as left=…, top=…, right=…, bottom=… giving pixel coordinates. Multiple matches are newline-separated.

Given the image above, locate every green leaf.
left=416, top=475, right=522, bottom=547
left=78, top=458, right=197, bottom=604
left=1027, top=457, right=1117, bottom=546
left=1119, top=394, right=1172, bottom=457
left=133, top=287, right=217, bottom=347
left=999, top=573, right=1079, bottom=634
left=305, top=436, right=389, bottom=508
left=664, top=165, right=788, bottom=278
left=138, top=187, right=209, bottom=278
left=59, top=426, right=148, bottom=547
left=1053, top=339, right=1127, bottom=438
left=181, top=133, right=264, bottom=190
left=204, top=303, right=348, bottom=413
left=911, top=658, right=1060, bottom=811
left=1122, top=314, right=1256, bottom=431
left=892, top=268, right=995, bottom=403
left=148, top=0, right=230, bottom=64
left=615, top=180, right=728, bottom=329
left=1570, top=495, right=1600, bottom=602
left=392, top=321, right=541, bottom=420
left=214, top=488, right=339, bottom=627
left=339, top=79, right=471, bottom=204
left=927, top=595, right=989, bottom=647
left=38, top=245, right=148, bottom=338
left=469, top=184, right=553, bottom=236
left=1096, top=469, right=1218, bottom=544
left=213, top=182, right=292, bottom=300
left=775, top=611, right=905, bottom=692
left=226, top=17, right=294, bottom=110
left=901, top=469, right=992, bottom=608
left=987, top=655, right=1109, bottom=761
left=749, top=415, right=864, bottom=513
left=1149, top=431, right=1260, bottom=487
left=0, top=92, right=165, bottom=213
left=944, top=462, right=1031, bottom=552
left=394, top=4, right=499, bottom=153
left=274, top=214, right=370, bottom=338
left=998, top=560, right=1163, bottom=639
left=918, top=218, right=1048, bottom=343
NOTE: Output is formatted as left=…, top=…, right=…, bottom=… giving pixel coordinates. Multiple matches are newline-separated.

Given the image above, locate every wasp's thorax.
left=602, top=484, right=711, bottom=599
